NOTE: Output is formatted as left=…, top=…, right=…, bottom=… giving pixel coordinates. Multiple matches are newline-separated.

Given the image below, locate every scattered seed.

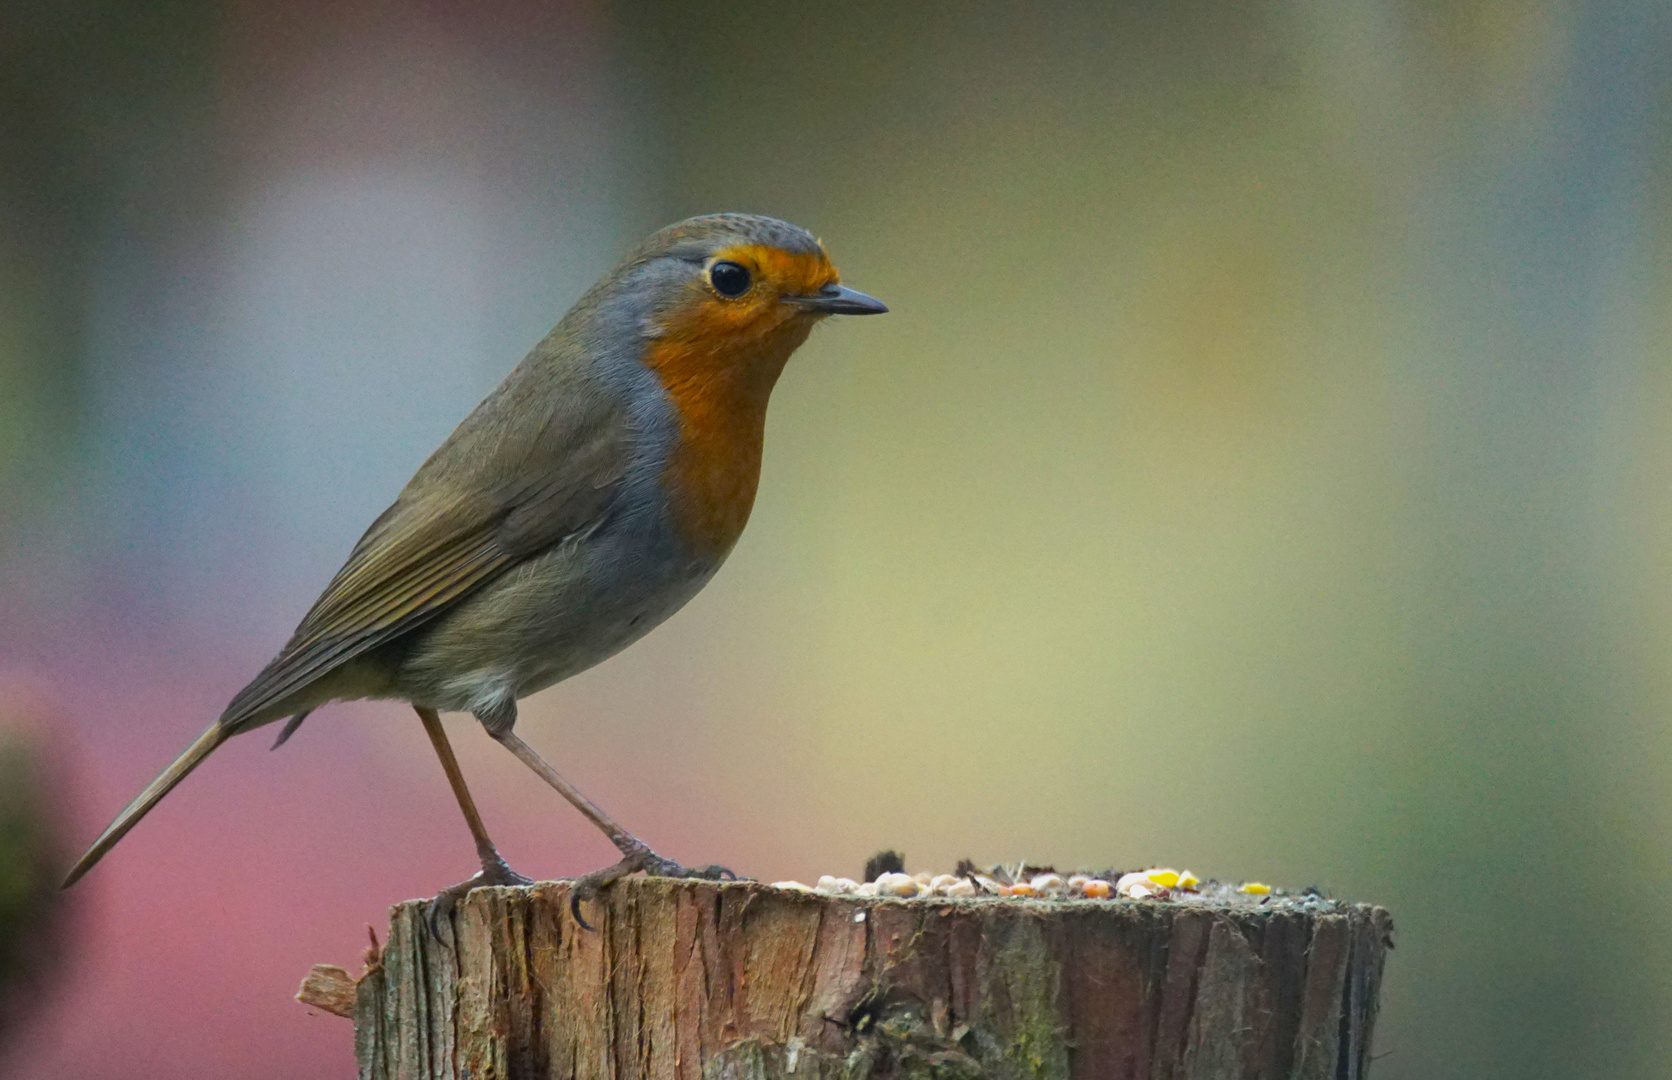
left=782, top=865, right=1278, bottom=905
left=1030, top=873, right=1066, bottom=895
left=1116, top=876, right=1157, bottom=902
left=874, top=872, right=921, bottom=898
left=1117, top=871, right=1182, bottom=900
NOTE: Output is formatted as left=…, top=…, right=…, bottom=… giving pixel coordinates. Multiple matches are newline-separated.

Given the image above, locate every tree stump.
left=348, top=878, right=1392, bottom=1080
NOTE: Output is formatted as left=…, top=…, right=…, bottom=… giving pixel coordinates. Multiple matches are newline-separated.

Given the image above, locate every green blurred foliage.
left=0, top=727, right=63, bottom=1048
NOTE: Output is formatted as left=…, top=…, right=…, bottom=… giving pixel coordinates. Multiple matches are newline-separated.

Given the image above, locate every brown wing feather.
left=220, top=368, right=630, bottom=731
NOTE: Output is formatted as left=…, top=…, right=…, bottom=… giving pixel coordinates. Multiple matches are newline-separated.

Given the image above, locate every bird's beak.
left=789, top=283, right=889, bottom=316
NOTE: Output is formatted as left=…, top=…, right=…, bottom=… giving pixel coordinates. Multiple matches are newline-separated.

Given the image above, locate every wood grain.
left=352, top=879, right=1393, bottom=1080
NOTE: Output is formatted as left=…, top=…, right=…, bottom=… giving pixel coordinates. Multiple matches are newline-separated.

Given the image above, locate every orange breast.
left=644, top=316, right=816, bottom=558
left=641, top=244, right=837, bottom=558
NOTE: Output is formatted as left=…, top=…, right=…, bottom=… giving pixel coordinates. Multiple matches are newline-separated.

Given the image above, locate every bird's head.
left=614, top=214, right=886, bottom=386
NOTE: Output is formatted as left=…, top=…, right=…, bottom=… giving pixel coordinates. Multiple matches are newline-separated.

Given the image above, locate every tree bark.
left=351, top=878, right=1393, bottom=1080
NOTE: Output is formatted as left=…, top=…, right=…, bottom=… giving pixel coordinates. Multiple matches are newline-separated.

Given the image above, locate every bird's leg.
left=476, top=704, right=733, bottom=929
left=490, top=729, right=735, bottom=929
left=416, top=706, right=532, bottom=936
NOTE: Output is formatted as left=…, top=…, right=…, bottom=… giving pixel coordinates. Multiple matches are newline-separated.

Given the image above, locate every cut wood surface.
left=349, top=878, right=1393, bottom=1080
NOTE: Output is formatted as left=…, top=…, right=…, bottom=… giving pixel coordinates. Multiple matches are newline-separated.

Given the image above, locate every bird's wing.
left=220, top=384, right=631, bottom=730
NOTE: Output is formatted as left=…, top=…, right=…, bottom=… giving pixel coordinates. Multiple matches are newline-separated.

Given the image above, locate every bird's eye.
left=708, top=260, right=752, bottom=298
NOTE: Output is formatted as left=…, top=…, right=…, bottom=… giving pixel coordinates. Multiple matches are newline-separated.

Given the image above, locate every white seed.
left=874, top=872, right=921, bottom=898
left=772, top=881, right=813, bottom=892
left=1116, top=871, right=1157, bottom=899
left=912, top=871, right=935, bottom=886
left=929, top=874, right=960, bottom=893
left=816, top=876, right=842, bottom=893
left=1067, top=875, right=1092, bottom=891
left=855, top=881, right=879, bottom=896
left=943, top=878, right=978, bottom=897
left=1030, top=873, right=1066, bottom=895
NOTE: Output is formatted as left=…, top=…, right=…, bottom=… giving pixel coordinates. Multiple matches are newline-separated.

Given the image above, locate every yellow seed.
left=1239, top=882, right=1271, bottom=895
left=1147, top=869, right=1181, bottom=888
left=1176, top=871, right=1201, bottom=891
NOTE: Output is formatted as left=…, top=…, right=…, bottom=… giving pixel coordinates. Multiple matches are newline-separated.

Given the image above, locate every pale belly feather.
left=386, top=506, right=724, bottom=721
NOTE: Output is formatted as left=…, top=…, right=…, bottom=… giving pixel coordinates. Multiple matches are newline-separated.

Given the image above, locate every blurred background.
left=1, top=0, right=1669, bottom=1076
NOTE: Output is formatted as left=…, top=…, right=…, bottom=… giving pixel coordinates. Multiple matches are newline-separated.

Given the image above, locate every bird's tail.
left=61, top=721, right=231, bottom=888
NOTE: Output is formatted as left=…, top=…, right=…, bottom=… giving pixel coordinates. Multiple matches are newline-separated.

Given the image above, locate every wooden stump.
left=349, top=878, right=1393, bottom=1080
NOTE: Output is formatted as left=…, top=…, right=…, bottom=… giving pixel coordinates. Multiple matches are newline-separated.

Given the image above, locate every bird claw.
left=425, top=855, right=534, bottom=940
left=568, top=845, right=737, bottom=931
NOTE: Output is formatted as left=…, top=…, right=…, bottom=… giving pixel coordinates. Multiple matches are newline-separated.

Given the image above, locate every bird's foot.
left=425, top=852, right=534, bottom=940
left=568, top=841, right=736, bottom=931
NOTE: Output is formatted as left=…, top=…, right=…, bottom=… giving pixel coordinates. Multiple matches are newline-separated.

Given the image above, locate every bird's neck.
left=643, top=318, right=814, bottom=558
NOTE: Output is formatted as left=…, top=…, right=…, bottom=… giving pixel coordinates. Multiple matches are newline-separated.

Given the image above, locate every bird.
left=61, top=213, right=887, bottom=920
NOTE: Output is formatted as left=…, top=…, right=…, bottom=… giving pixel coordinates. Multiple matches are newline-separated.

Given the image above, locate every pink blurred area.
left=4, top=620, right=758, bottom=1079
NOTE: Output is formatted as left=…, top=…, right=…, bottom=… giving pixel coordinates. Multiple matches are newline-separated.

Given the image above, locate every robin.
left=61, top=213, right=887, bottom=919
